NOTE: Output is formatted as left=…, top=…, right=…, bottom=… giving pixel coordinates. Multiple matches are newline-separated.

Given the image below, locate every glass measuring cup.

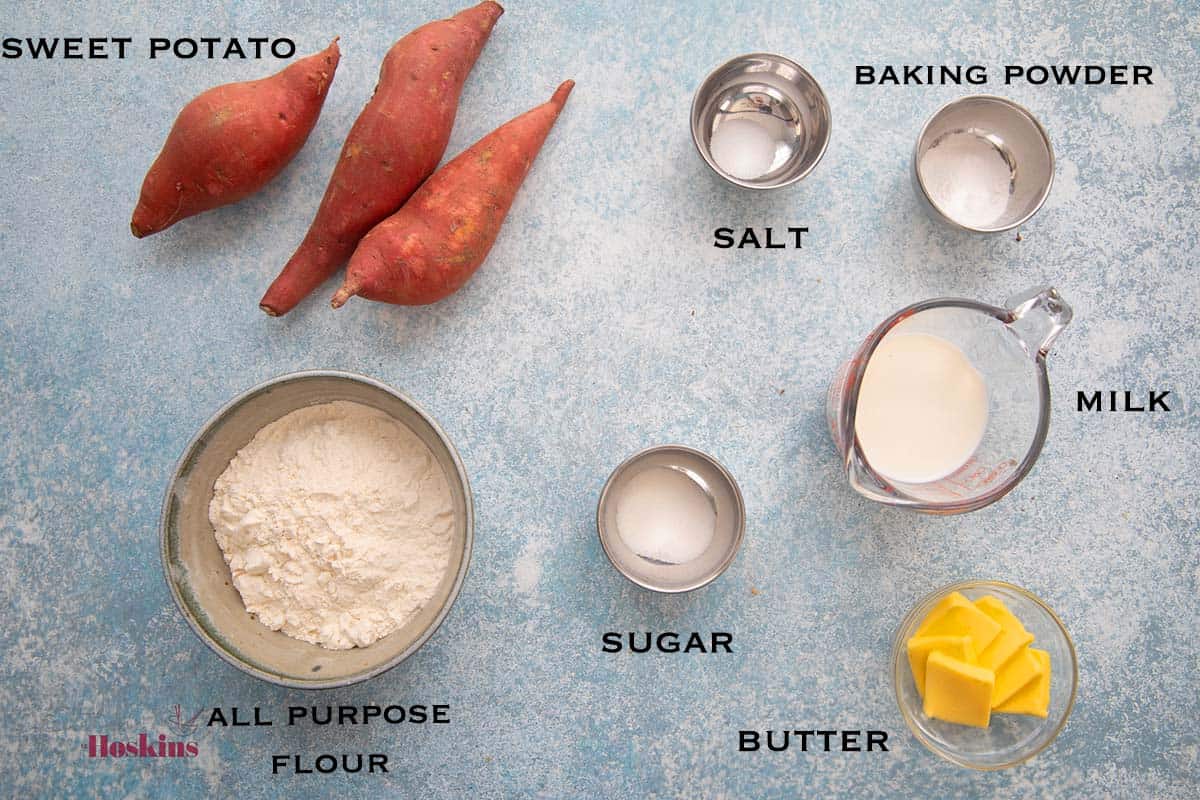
left=826, top=286, right=1072, bottom=514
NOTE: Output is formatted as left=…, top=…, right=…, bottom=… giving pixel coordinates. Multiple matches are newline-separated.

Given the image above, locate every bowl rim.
left=158, top=369, right=474, bottom=689
left=891, top=579, right=1078, bottom=770
left=596, top=443, right=746, bottom=593
left=912, top=93, right=1056, bottom=233
left=690, top=51, right=832, bottom=190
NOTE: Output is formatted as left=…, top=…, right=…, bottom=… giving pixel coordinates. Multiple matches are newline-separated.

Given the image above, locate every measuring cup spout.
left=1004, top=286, right=1073, bottom=358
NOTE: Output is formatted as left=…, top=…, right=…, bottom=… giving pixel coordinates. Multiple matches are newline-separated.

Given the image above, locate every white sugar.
left=615, top=466, right=716, bottom=564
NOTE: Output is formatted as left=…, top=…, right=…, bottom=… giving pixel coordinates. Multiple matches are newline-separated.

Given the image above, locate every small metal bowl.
left=691, top=53, right=832, bottom=189
left=597, top=445, right=745, bottom=593
left=160, top=370, right=473, bottom=688
left=913, top=95, right=1054, bottom=233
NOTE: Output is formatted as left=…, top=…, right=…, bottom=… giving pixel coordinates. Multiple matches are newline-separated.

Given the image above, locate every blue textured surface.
left=2, top=1, right=1198, bottom=797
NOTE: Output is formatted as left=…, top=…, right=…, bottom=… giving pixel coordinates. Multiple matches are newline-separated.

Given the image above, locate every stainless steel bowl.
left=913, top=95, right=1054, bottom=233
left=691, top=53, right=832, bottom=189
left=597, top=445, right=745, bottom=593
left=160, top=370, right=473, bottom=688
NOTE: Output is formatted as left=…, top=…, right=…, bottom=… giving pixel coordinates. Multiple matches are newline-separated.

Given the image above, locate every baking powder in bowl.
left=208, top=400, right=453, bottom=650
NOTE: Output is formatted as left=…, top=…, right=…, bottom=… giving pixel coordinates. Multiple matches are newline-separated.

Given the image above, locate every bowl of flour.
left=160, top=371, right=472, bottom=688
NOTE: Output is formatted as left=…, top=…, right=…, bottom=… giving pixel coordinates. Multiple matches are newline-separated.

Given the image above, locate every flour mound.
left=208, top=400, right=454, bottom=650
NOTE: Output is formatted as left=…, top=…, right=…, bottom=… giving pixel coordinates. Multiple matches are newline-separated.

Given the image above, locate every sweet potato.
left=130, top=40, right=340, bottom=238
left=331, top=80, right=573, bottom=309
left=259, top=1, right=504, bottom=316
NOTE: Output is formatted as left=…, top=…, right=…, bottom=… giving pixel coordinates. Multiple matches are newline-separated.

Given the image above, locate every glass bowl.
left=892, top=580, right=1077, bottom=769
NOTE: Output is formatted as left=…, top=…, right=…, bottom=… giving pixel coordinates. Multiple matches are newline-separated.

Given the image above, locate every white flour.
left=208, top=400, right=454, bottom=650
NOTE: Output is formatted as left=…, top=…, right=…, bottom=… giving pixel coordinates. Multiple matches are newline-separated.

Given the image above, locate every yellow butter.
left=907, top=635, right=976, bottom=697
left=914, top=592, right=972, bottom=636
left=923, top=651, right=994, bottom=728
left=991, top=646, right=1043, bottom=707
left=995, top=649, right=1051, bottom=717
left=916, top=601, right=1002, bottom=653
left=973, top=595, right=1035, bottom=671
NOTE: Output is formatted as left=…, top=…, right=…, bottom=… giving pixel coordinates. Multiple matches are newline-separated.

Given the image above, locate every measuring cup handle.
left=1004, top=286, right=1073, bottom=357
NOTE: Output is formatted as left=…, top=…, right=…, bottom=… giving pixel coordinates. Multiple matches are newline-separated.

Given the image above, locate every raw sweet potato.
left=130, top=40, right=340, bottom=238
left=259, top=1, right=504, bottom=316
left=330, top=80, right=573, bottom=309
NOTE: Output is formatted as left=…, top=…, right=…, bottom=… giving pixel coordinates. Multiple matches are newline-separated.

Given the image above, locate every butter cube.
left=914, top=592, right=972, bottom=636
left=917, top=601, right=1002, bottom=653
left=923, top=651, right=994, bottom=728
left=973, top=596, right=1035, bottom=671
left=907, top=635, right=976, bottom=697
left=992, top=646, right=1044, bottom=707
left=995, top=649, right=1051, bottom=717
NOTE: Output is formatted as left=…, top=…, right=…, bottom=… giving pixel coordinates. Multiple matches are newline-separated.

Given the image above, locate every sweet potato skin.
left=130, top=40, right=340, bottom=238
left=259, top=1, right=504, bottom=316
left=332, top=80, right=573, bottom=308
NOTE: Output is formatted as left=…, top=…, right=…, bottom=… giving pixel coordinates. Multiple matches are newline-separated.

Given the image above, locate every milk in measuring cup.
left=853, top=333, right=988, bottom=484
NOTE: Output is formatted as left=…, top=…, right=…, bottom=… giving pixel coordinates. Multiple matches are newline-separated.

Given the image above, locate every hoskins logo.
left=85, top=706, right=201, bottom=759
left=86, top=733, right=198, bottom=759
